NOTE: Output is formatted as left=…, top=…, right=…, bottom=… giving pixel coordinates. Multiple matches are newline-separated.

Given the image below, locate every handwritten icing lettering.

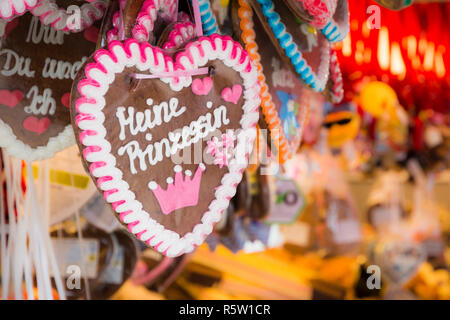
left=26, top=16, right=66, bottom=45
left=42, top=56, right=88, bottom=80
left=116, top=98, right=187, bottom=141
left=271, top=58, right=295, bottom=88
left=117, top=104, right=229, bottom=174
left=24, top=85, right=56, bottom=116
left=0, top=49, right=35, bottom=78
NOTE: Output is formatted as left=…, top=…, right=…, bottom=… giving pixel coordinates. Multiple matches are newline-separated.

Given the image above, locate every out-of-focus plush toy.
left=359, top=81, right=409, bottom=151
left=323, top=103, right=360, bottom=149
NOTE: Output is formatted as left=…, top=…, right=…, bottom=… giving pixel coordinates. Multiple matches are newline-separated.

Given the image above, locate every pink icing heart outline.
left=192, top=77, right=213, bottom=96
left=4, top=19, right=19, bottom=38
left=74, top=36, right=260, bottom=257
left=0, top=0, right=38, bottom=20
left=23, top=116, right=51, bottom=135
left=0, top=89, right=24, bottom=108
left=221, top=85, right=242, bottom=104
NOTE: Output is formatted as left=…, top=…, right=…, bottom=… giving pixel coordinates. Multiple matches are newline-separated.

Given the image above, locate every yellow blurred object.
left=180, top=245, right=313, bottom=300
left=359, top=81, right=409, bottom=148
left=406, top=262, right=450, bottom=300
left=325, top=111, right=361, bottom=149
left=176, top=245, right=360, bottom=300
left=111, top=281, right=165, bottom=300
left=359, top=81, right=398, bottom=118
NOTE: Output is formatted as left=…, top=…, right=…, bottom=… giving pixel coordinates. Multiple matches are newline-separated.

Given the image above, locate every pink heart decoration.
left=192, top=77, right=213, bottom=96
left=0, top=89, right=23, bottom=108
left=221, top=84, right=242, bottom=104
left=23, top=116, right=51, bottom=135
left=4, top=19, right=19, bottom=38
left=83, top=26, right=99, bottom=43
left=61, top=92, right=71, bottom=108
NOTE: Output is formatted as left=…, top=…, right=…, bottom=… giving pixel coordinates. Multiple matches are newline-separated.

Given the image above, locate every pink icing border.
left=132, top=0, right=177, bottom=42
left=74, top=35, right=260, bottom=256
left=163, top=21, right=195, bottom=49
left=108, top=0, right=182, bottom=43
left=298, top=0, right=336, bottom=29
left=329, top=48, right=343, bottom=104
left=29, top=0, right=108, bottom=32
left=0, top=0, right=38, bottom=20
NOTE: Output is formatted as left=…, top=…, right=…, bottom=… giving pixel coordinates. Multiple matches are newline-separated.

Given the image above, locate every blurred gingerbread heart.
left=0, top=6, right=102, bottom=161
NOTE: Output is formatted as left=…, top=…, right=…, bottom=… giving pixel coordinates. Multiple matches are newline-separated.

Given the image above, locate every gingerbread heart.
left=234, top=0, right=310, bottom=163
left=159, top=21, right=195, bottom=50
left=0, top=0, right=38, bottom=20
left=107, top=0, right=183, bottom=44
left=71, top=36, right=260, bottom=257
left=132, top=0, right=178, bottom=42
left=29, top=0, right=108, bottom=32
left=250, top=0, right=330, bottom=92
left=0, top=10, right=101, bottom=161
left=320, top=0, right=349, bottom=43
left=282, top=0, right=337, bottom=29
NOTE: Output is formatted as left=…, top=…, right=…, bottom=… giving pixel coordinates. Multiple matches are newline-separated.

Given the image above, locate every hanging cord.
left=39, top=160, right=66, bottom=300
left=192, top=0, right=203, bottom=37
left=69, top=171, right=92, bottom=300
left=19, top=161, right=34, bottom=300
left=26, top=161, right=53, bottom=299
left=131, top=256, right=174, bottom=286
left=159, top=253, right=191, bottom=292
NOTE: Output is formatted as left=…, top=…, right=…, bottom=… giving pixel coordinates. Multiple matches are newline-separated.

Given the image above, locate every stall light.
left=412, top=55, right=421, bottom=70
left=418, top=37, right=427, bottom=55
left=406, top=36, right=417, bottom=60
left=390, top=42, right=406, bottom=80
left=362, top=20, right=370, bottom=38
left=364, top=48, right=372, bottom=64
left=434, top=48, right=446, bottom=78
left=356, top=40, right=365, bottom=65
left=342, top=33, right=352, bottom=57
left=351, top=19, right=359, bottom=32
left=423, top=42, right=435, bottom=71
left=378, top=26, right=390, bottom=70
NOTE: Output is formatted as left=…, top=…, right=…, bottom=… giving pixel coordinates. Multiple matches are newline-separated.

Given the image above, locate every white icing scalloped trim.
left=29, top=0, right=108, bottom=32
left=0, top=119, right=75, bottom=162
left=132, top=0, right=177, bottom=42
left=162, top=21, right=195, bottom=49
left=108, top=0, right=181, bottom=43
left=75, top=36, right=260, bottom=257
left=0, top=0, right=38, bottom=20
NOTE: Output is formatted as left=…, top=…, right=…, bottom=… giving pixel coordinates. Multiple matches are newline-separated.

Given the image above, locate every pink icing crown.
left=148, top=163, right=206, bottom=215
